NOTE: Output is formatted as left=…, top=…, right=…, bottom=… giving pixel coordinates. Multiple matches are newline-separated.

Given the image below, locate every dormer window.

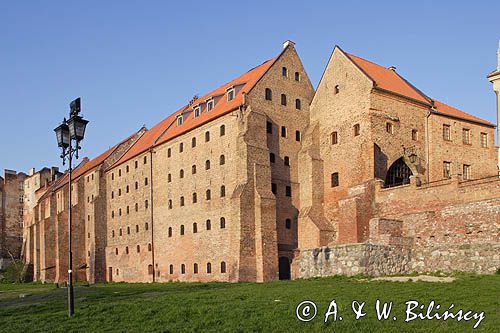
left=207, top=99, right=214, bottom=112
left=227, top=88, right=235, bottom=102
left=177, top=114, right=183, bottom=126
left=193, top=106, right=201, bottom=118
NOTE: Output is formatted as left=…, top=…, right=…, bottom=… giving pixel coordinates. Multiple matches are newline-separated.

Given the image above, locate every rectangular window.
left=177, top=115, right=183, bottom=126
left=353, top=124, right=360, bottom=136
left=207, top=99, right=214, bottom=112
left=331, top=131, right=338, bottom=145
left=281, top=126, right=287, bottom=138
left=443, top=161, right=451, bottom=178
left=386, top=122, right=393, bottom=134
left=295, top=130, right=301, bottom=141
left=331, top=172, right=339, bottom=187
left=412, top=129, right=418, bottom=141
left=443, top=124, right=451, bottom=141
left=227, top=88, right=235, bottom=101
left=194, top=106, right=201, bottom=118
left=463, top=164, right=471, bottom=180
left=480, top=132, right=488, bottom=148
left=271, top=183, right=277, bottom=194
left=270, top=153, right=275, bottom=163
left=266, top=121, right=273, bottom=134
left=462, top=128, right=471, bottom=145
left=285, top=185, right=292, bottom=197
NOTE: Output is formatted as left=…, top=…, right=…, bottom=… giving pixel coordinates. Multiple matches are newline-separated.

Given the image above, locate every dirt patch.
left=370, top=275, right=455, bottom=283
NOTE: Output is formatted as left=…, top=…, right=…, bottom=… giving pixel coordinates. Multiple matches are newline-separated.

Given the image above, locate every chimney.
left=29, top=168, right=35, bottom=176
left=388, top=66, right=396, bottom=71
left=188, top=95, right=199, bottom=107
left=283, top=40, right=295, bottom=49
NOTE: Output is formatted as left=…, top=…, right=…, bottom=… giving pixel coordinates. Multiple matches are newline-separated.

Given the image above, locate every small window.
left=207, top=99, right=214, bottom=112
left=462, top=129, right=471, bottom=145
left=119, top=228, right=122, bottom=236
left=112, top=210, right=115, bottom=218
left=207, top=262, right=212, bottom=274
left=227, top=88, right=235, bottom=102
left=443, top=161, right=451, bottom=178
left=145, top=200, right=149, bottom=209
left=281, top=94, right=287, bottom=106
left=192, top=165, right=197, bottom=174
left=284, top=156, right=290, bottom=166
left=111, top=191, right=114, bottom=199
left=331, top=172, right=339, bottom=187
left=127, top=226, right=130, bottom=234
left=285, top=186, right=292, bottom=197
left=125, top=247, right=129, bottom=254
left=386, top=122, right=393, bottom=134
left=266, top=121, right=273, bottom=134
left=265, top=88, right=272, bottom=101
left=137, top=245, right=140, bottom=253
left=126, top=166, right=129, bottom=173
left=192, top=137, right=196, bottom=148
left=180, top=169, right=184, bottom=178
left=167, top=174, right=171, bottom=183
left=148, top=243, right=152, bottom=251
left=205, top=131, right=210, bottom=142
left=220, top=124, right=226, bottom=136
left=331, top=131, right=338, bottom=145
left=281, top=126, right=287, bottom=138
left=135, top=161, right=138, bottom=169
left=270, top=153, right=276, bottom=163
left=194, top=263, right=198, bottom=274
left=145, top=223, right=149, bottom=230
left=353, top=124, right=360, bottom=136
left=480, top=132, right=488, bottom=148
left=219, top=154, right=225, bottom=165
left=126, top=185, right=129, bottom=193
left=112, top=173, right=114, bottom=180
left=168, top=227, right=172, bottom=237
left=463, top=164, right=471, bottom=180
left=206, top=219, right=211, bottom=230
left=167, top=148, right=172, bottom=158
left=205, top=160, right=211, bottom=170
left=177, top=115, right=183, bottom=126
left=220, top=217, right=226, bottom=229
left=145, top=177, right=148, bottom=186
left=112, top=230, right=115, bottom=237
left=181, top=264, right=186, bottom=274
left=180, top=196, right=185, bottom=206
left=294, top=72, right=300, bottom=81
left=179, top=142, right=184, bottom=152
left=221, top=261, right=226, bottom=273
left=295, top=130, right=301, bottom=141
left=220, top=185, right=226, bottom=197
left=118, top=188, right=122, bottom=196
left=206, top=189, right=211, bottom=200
left=193, top=223, right=198, bottom=233
left=295, top=99, right=301, bottom=110
left=135, top=203, right=138, bottom=211
left=144, top=156, right=147, bottom=164
left=271, top=183, right=277, bottom=194
left=443, top=124, right=451, bottom=141
left=192, top=192, right=197, bottom=203
left=282, top=67, right=288, bottom=77
left=412, top=129, right=418, bottom=141
left=285, top=218, right=291, bottom=229
left=168, top=199, right=172, bottom=209
left=194, top=106, right=201, bottom=118
left=119, top=208, right=122, bottom=216
left=126, top=206, right=129, bottom=214
left=180, top=225, right=185, bottom=235
left=119, top=169, right=122, bottom=177
left=334, top=85, right=340, bottom=94
left=169, top=264, right=174, bottom=274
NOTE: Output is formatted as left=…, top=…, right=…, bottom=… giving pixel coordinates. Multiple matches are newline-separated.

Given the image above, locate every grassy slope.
left=0, top=274, right=498, bottom=332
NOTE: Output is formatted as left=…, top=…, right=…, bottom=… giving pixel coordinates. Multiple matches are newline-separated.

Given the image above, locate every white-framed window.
left=480, top=132, right=488, bottom=148
left=463, top=164, right=471, bottom=180
left=207, top=99, right=214, bottom=112
left=177, top=114, right=183, bottom=126
left=194, top=106, right=201, bottom=118
left=227, top=88, right=235, bottom=102
left=462, top=128, right=471, bottom=145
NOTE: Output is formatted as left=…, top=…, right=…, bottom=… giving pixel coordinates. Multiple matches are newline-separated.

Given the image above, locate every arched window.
left=180, top=196, right=185, bottom=206
left=180, top=169, right=184, bottom=178
left=169, top=264, right=174, bottom=274
left=192, top=137, right=196, bottom=148
left=194, top=263, right=198, bottom=274
left=282, top=67, right=287, bottom=77
left=167, top=148, right=171, bottom=157
left=207, top=262, right=212, bottom=274
left=220, top=217, right=226, bottom=229
left=192, top=165, right=197, bottom=174
left=205, top=160, right=211, bottom=170
left=148, top=243, right=152, bottom=251
left=205, top=131, right=210, bottom=142
left=168, top=199, right=172, bottom=209
left=220, top=185, right=226, bottom=197
left=265, top=88, right=272, bottom=101
left=145, top=222, right=149, bottom=230
left=168, top=227, right=172, bottom=237
left=206, top=219, right=211, bottom=230
left=219, top=154, right=225, bottom=165
left=135, top=161, right=138, bottom=169
left=206, top=189, right=211, bottom=200
left=294, top=72, right=300, bottom=81
left=192, top=192, right=197, bottom=203
left=385, top=157, right=413, bottom=188
left=221, top=261, right=226, bottom=273
left=220, top=124, right=225, bottom=136
left=137, top=245, right=140, bottom=253
left=281, top=94, right=287, bottom=106
left=180, top=225, right=185, bottom=235
left=181, top=264, right=186, bottom=274
left=295, top=99, right=301, bottom=110
left=193, top=222, right=198, bottom=233
left=179, top=142, right=184, bottom=152
left=148, top=264, right=153, bottom=275
left=284, top=156, right=290, bottom=166
left=143, top=156, right=147, bottom=164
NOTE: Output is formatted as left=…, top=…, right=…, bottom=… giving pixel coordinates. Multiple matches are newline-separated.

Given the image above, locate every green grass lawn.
left=0, top=274, right=498, bottom=332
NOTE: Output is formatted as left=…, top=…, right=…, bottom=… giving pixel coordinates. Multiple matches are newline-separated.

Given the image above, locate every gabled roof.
left=343, top=49, right=494, bottom=127
left=111, top=53, right=281, bottom=169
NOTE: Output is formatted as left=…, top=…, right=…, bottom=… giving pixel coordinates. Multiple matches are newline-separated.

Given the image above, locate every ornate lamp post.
left=54, top=97, right=88, bottom=317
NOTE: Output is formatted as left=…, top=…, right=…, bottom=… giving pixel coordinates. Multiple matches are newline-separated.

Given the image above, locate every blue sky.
left=1, top=1, right=499, bottom=173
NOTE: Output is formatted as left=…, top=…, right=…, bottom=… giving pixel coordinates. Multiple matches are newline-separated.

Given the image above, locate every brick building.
left=23, top=41, right=499, bottom=282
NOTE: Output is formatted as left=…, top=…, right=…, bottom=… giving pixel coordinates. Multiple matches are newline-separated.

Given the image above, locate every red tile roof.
left=111, top=55, right=278, bottom=169
left=344, top=50, right=494, bottom=126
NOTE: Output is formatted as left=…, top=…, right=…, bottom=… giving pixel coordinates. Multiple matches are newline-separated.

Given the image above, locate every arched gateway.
left=385, top=157, right=413, bottom=187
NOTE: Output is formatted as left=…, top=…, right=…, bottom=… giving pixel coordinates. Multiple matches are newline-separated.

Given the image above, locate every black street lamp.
left=54, top=97, right=88, bottom=317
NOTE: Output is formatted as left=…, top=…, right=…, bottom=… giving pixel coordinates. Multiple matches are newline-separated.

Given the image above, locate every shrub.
left=0, top=260, right=25, bottom=283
